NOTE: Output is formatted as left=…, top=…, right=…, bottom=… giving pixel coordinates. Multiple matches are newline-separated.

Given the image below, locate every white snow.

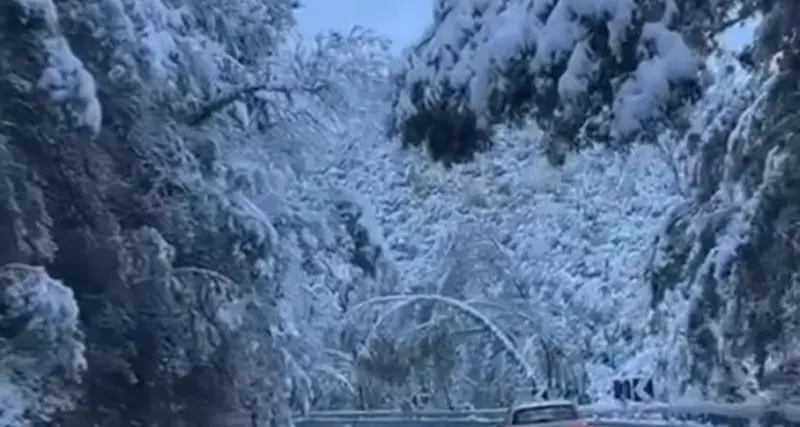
left=335, top=98, right=688, bottom=400
left=390, top=0, right=702, bottom=141
left=310, top=7, right=783, bottom=403
left=0, top=264, right=85, bottom=427
left=4, top=0, right=783, bottom=414
left=25, top=0, right=102, bottom=134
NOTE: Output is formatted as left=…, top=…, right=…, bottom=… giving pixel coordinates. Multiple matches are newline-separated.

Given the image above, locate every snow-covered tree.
left=0, top=0, right=396, bottom=422
left=387, top=0, right=712, bottom=164
left=644, top=0, right=800, bottom=400
left=387, top=0, right=800, bottom=166
left=375, top=0, right=800, bottom=406
left=5, top=0, right=800, bottom=418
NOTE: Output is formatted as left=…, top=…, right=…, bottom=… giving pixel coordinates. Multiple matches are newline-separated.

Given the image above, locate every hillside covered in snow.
left=386, top=0, right=800, bottom=405
left=1, top=0, right=799, bottom=425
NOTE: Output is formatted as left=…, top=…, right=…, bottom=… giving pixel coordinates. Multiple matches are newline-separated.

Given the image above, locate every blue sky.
left=295, top=0, right=433, bottom=52
left=720, top=19, right=758, bottom=52
left=294, top=1, right=757, bottom=55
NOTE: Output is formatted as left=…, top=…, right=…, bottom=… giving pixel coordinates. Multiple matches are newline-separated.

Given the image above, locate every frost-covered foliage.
left=0, top=264, right=85, bottom=427
left=736, top=0, right=800, bottom=71
left=80, top=227, right=277, bottom=426
left=388, top=0, right=710, bottom=164
left=322, top=101, right=683, bottom=408
left=4, top=0, right=798, bottom=419
left=338, top=0, right=800, bottom=408
left=644, top=5, right=800, bottom=400
left=646, top=72, right=800, bottom=401
left=300, top=0, right=800, bottom=410
left=306, top=0, right=799, bottom=408
left=0, top=0, right=102, bottom=135
left=0, top=0, right=394, bottom=423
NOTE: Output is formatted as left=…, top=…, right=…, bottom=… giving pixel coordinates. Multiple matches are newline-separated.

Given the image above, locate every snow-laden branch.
left=467, top=299, right=560, bottom=343
left=188, top=81, right=328, bottom=126
left=350, top=293, right=538, bottom=381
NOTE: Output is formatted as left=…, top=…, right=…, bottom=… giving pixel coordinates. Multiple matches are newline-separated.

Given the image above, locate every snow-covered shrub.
left=0, top=0, right=101, bottom=135
left=387, top=0, right=708, bottom=164
left=0, top=264, right=85, bottom=427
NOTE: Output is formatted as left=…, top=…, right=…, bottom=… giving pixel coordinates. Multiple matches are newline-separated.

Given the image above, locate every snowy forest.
left=0, top=0, right=798, bottom=425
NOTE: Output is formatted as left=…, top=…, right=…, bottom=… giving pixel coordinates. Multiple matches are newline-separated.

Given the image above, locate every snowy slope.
left=320, top=1, right=799, bottom=409
left=329, top=0, right=704, bottom=407
left=335, top=98, right=685, bottom=405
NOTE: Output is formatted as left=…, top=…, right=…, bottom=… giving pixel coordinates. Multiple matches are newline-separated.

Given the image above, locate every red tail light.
left=570, top=422, right=588, bottom=427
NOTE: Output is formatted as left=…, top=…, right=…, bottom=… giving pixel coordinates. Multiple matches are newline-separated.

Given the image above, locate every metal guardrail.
left=297, top=419, right=495, bottom=427
left=296, top=418, right=707, bottom=427
left=297, top=401, right=800, bottom=425
left=588, top=421, right=706, bottom=427
left=578, top=401, right=800, bottom=423
left=303, top=409, right=504, bottom=419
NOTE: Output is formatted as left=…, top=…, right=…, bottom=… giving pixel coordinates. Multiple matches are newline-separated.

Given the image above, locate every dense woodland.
left=0, top=0, right=798, bottom=425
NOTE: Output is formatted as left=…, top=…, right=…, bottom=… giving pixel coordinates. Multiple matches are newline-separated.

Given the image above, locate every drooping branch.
left=350, top=293, right=539, bottom=382
left=188, top=81, right=327, bottom=126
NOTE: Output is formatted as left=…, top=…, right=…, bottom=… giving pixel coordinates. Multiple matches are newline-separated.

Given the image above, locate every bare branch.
left=188, top=81, right=328, bottom=126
